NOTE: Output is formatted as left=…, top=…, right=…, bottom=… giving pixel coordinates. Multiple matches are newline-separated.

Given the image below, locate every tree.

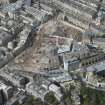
left=44, top=91, right=59, bottom=105
left=80, top=87, right=105, bottom=105
left=22, top=96, right=44, bottom=105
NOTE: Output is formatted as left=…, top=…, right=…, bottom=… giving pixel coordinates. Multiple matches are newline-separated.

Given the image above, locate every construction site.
left=0, top=0, right=105, bottom=105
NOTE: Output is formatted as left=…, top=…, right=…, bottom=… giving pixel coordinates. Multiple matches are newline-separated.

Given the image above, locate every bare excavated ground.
left=11, top=20, right=83, bottom=72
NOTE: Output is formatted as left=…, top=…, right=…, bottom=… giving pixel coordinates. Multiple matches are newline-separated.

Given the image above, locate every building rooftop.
left=86, top=62, right=105, bottom=72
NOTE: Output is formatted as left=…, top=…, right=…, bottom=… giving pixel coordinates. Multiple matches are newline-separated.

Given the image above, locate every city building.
left=0, top=81, right=13, bottom=104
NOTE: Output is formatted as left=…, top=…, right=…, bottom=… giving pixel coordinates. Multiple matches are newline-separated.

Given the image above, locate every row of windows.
left=81, top=55, right=105, bottom=67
